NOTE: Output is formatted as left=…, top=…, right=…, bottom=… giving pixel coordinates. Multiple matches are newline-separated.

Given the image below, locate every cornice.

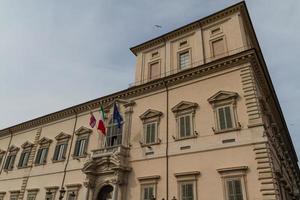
left=0, top=49, right=255, bottom=137
left=130, top=2, right=245, bottom=55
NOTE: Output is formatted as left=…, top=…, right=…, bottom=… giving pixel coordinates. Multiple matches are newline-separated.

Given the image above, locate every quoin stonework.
left=0, top=2, right=299, bottom=200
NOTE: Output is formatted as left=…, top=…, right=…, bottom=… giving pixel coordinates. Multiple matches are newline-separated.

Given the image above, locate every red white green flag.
left=97, top=105, right=106, bottom=135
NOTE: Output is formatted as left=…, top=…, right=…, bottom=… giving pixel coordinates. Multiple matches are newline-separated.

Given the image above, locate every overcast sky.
left=0, top=0, right=299, bottom=154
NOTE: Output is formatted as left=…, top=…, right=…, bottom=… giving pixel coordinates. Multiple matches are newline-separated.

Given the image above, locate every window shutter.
left=62, top=143, right=68, bottom=159
left=218, top=108, right=226, bottom=130
left=150, top=123, right=156, bottom=143
left=83, top=138, right=88, bottom=155
left=74, top=140, right=80, bottom=156
left=9, top=155, right=15, bottom=170
left=149, top=62, right=160, bottom=80
left=42, top=148, right=49, bottom=164
left=224, top=106, right=233, bottom=129
left=146, top=124, right=151, bottom=144
left=179, top=52, right=190, bottom=70
left=53, top=145, right=59, bottom=161
left=149, top=187, right=154, bottom=198
left=18, top=152, right=25, bottom=167
left=185, top=116, right=191, bottom=136
left=180, top=117, right=185, bottom=137
left=35, top=149, right=42, bottom=164
left=4, top=156, right=11, bottom=169
left=23, top=152, right=30, bottom=167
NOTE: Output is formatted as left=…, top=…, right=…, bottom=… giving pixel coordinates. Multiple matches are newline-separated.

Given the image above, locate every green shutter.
left=74, top=140, right=80, bottom=156
left=185, top=116, right=191, bottom=136
left=53, top=145, right=59, bottom=160
left=42, top=148, right=48, bottom=163
left=62, top=144, right=68, bottom=159
left=9, top=155, right=15, bottom=170
left=35, top=149, right=42, bottom=164
left=225, top=106, right=233, bottom=129
left=4, top=155, right=11, bottom=169
left=218, top=108, right=226, bottom=130
left=18, top=152, right=25, bottom=167
left=150, top=123, right=156, bottom=143
left=180, top=117, right=185, bottom=137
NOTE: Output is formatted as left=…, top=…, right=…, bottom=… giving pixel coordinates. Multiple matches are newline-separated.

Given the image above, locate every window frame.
left=139, top=109, right=163, bottom=146
left=209, top=35, right=228, bottom=59
left=44, top=186, right=59, bottom=200
left=35, top=137, right=52, bottom=166
left=52, top=132, right=71, bottom=163
left=105, top=118, right=123, bottom=148
left=171, top=101, right=198, bottom=140
left=177, top=49, right=191, bottom=71
left=0, top=192, right=6, bottom=200
left=141, top=184, right=155, bottom=200
left=26, top=189, right=39, bottom=200
left=9, top=191, right=20, bottom=200
left=138, top=175, right=160, bottom=200
left=73, top=127, right=92, bottom=158
left=18, top=141, right=33, bottom=169
left=3, top=146, right=19, bottom=171
left=217, top=166, right=248, bottom=200
left=148, top=60, right=161, bottom=81
left=65, top=184, right=81, bottom=200
left=208, top=91, right=240, bottom=134
left=0, top=150, right=6, bottom=168
left=174, top=171, right=200, bottom=200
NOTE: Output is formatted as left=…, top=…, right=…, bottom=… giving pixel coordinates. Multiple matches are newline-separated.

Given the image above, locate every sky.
left=0, top=0, right=299, bottom=154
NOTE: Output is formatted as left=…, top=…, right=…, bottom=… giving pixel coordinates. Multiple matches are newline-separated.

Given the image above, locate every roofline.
left=130, top=1, right=246, bottom=56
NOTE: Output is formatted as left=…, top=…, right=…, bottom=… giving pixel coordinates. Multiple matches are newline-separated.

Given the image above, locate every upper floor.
left=130, top=2, right=254, bottom=86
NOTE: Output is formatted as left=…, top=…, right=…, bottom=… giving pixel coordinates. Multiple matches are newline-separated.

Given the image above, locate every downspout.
left=0, top=129, right=13, bottom=175
left=163, top=80, right=169, bottom=200
left=60, top=109, right=78, bottom=194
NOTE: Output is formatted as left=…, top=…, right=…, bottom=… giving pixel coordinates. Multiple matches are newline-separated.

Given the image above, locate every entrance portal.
left=97, top=185, right=114, bottom=200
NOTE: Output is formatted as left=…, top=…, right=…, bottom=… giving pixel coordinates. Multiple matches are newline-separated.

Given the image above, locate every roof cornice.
left=0, top=49, right=255, bottom=137
left=130, top=1, right=246, bottom=55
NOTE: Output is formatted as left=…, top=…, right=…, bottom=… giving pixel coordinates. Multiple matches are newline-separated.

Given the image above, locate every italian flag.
left=97, top=105, right=106, bottom=135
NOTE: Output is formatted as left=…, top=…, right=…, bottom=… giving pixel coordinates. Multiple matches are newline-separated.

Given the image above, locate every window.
left=140, top=109, right=163, bottom=146
left=53, top=143, right=67, bottom=161
left=145, top=122, right=156, bottom=144
left=9, top=191, right=20, bottom=200
left=208, top=91, right=239, bottom=133
left=73, top=126, right=91, bottom=158
left=211, top=37, right=225, bottom=58
left=65, top=184, right=81, bottom=200
left=53, top=132, right=70, bottom=162
left=3, top=145, right=19, bottom=171
left=149, top=61, right=160, bottom=80
left=18, top=151, right=30, bottom=168
left=138, top=175, right=160, bottom=200
left=175, top=171, right=200, bottom=200
left=142, top=185, right=155, bottom=200
left=106, top=119, right=123, bottom=147
left=217, top=106, right=233, bottom=130
left=217, top=166, right=248, bottom=200
left=44, top=186, right=59, bottom=200
left=18, top=141, right=33, bottom=168
left=226, top=179, right=243, bottom=200
left=26, top=189, right=39, bottom=200
left=35, top=137, right=52, bottom=165
left=179, top=51, right=190, bottom=70
left=171, top=101, right=198, bottom=140
left=180, top=182, right=194, bottom=200
left=0, top=192, right=6, bottom=200
left=179, top=115, right=191, bottom=138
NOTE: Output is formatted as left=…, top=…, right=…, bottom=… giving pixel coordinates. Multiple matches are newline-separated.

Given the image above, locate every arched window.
left=105, top=118, right=123, bottom=147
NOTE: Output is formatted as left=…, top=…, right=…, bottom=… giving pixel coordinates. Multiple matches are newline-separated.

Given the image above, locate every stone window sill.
left=173, top=135, right=197, bottom=141
left=213, top=127, right=241, bottom=134
left=52, top=159, right=66, bottom=163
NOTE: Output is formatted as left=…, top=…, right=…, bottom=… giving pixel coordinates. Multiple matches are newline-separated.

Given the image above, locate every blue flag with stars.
left=113, top=102, right=123, bottom=129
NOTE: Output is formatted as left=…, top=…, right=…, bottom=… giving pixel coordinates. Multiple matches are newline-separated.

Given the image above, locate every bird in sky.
left=154, top=25, right=162, bottom=28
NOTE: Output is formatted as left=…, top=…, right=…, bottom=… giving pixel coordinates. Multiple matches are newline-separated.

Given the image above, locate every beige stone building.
left=0, top=2, right=299, bottom=200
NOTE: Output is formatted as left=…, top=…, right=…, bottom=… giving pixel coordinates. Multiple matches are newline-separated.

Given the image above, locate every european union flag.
left=113, top=102, right=123, bottom=129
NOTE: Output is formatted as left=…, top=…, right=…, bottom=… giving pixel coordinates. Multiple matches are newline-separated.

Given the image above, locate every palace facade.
left=0, top=2, right=299, bottom=200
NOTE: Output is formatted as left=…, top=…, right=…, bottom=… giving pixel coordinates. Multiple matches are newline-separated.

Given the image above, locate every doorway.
left=97, top=185, right=114, bottom=200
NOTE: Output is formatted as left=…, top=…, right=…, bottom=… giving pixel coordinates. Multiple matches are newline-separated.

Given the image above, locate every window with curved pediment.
left=3, top=145, right=19, bottom=171
left=18, top=141, right=33, bottom=168
left=140, top=109, right=163, bottom=145
left=105, top=118, right=123, bottom=148
left=53, top=132, right=71, bottom=162
left=35, top=137, right=52, bottom=165
left=73, top=127, right=92, bottom=158
left=208, top=91, right=240, bottom=133
left=172, top=101, right=198, bottom=140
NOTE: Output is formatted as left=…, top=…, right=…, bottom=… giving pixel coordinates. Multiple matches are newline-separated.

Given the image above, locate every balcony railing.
left=91, top=145, right=129, bottom=159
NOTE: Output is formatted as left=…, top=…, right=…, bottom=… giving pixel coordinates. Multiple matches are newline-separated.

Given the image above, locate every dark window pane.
left=225, top=106, right=233, bottom=129
left=185, top=116, right=191, bottom=136
left=218, top=108, right=226, bottom=130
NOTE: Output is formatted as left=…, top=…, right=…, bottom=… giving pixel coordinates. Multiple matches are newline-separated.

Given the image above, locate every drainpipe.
left=60, top=109, right=78, bottom=198
left=0, top=129, right=13, bottom=175
left=163, top=80, right=169, bottom=200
